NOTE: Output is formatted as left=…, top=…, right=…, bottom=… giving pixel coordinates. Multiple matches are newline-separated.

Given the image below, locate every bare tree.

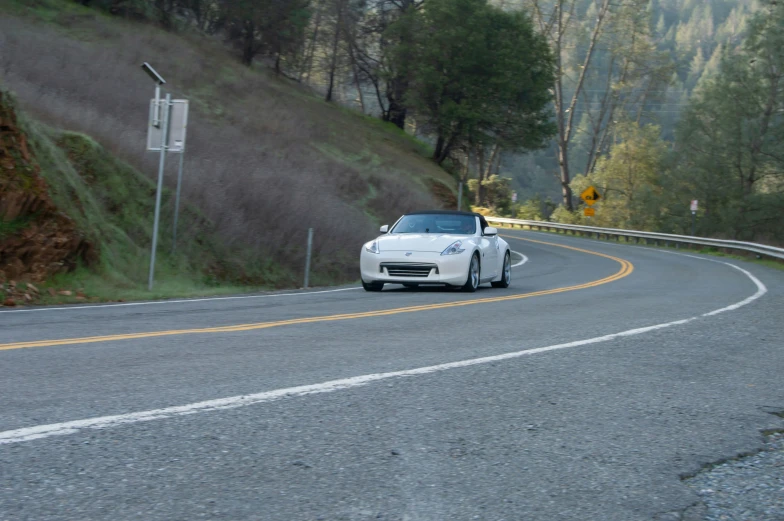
left=529, top=0, right=612, bottom=210
left=325, top=0, right=348, bottom=101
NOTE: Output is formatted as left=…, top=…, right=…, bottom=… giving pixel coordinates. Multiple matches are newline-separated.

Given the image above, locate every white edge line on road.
left=0, top=287, right=362, bottom=314
left=0, top=257, right=767, bottom=446
left=511, top=251, right=528, bottom=267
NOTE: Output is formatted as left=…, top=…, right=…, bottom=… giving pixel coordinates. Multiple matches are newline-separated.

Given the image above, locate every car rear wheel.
left=362, top=281, right=384, bottom=292
left=460, top=253, right=480, bottom=292
left=491, top=252, right=511, bottom=288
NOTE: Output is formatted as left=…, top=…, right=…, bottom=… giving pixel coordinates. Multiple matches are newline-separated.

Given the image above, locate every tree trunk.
left=155, top=0, right=173, bottom=29
left=582, top=56, right=615, bottom=177
left=242, top=21, right=256, bottom=66
left=300, top=0, right=324, bottom=83
left=460, top=149, right=471, bottom=183
left=325, top=0, right=344, bottom=102
left=434, top=135, right=445, bottom=162
left=473, top=144, right=500, bottom=206
left=381, top=0, right=417, bottom=129
left=386, top=80, right=408, bottom=129
left=434, top=134, right=455, bottom=165
left=475, top=147, right=486, bottom=206
left=347, top=41, right=366, bottom=113
left=553, top=0, right=573, bottom=210
left=538, top=0, right=610, bottom=210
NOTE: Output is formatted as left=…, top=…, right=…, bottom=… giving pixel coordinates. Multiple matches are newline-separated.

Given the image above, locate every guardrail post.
left=304, top=227, right=313, bottom=289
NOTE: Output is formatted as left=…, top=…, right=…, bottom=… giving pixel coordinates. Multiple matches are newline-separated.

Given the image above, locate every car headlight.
left=441, top=240, right=465, bottom=256
left=364, top=240, right=380, bottom=254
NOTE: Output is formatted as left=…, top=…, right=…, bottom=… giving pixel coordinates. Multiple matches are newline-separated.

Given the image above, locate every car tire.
left=460, top=253, right=480, bottom=292
left=362, top=281, right=384, bottom=292
left=491, top=252, right=512, bottom=288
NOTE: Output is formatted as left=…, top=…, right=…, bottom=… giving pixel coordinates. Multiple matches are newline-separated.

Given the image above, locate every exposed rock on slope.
left=0, top=91, right=95, bottom=283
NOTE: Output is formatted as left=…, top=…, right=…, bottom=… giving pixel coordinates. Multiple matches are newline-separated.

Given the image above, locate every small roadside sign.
left=690, top=199, right=698, bottom=213
left=581, top=186, right=601, bottom=206
left=147, top=99, right=189, bottom=153
left=512, top=191, right=518, bottom=203
left=584, top=207, right=595, bottom=217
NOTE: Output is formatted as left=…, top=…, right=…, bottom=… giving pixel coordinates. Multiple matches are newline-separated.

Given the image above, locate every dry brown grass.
left=0, top=3, right=453, bottom=283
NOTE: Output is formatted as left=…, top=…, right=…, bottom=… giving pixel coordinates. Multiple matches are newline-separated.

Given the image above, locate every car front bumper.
left=360, top=251, right=471, bottom=286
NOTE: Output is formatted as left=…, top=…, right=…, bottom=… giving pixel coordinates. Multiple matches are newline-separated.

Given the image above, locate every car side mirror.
left=380, top=225, right=389, bottom=233
left=483, top=226, right=498, bottom=236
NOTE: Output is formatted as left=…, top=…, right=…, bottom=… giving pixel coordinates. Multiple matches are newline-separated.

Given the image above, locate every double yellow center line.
left=0, top=237, right=633, bottom=351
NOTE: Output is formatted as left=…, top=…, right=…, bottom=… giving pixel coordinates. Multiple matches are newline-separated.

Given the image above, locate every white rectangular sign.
left=147, top=99, right=188, bottom=153
left=690, top=199, right=698, bottom=212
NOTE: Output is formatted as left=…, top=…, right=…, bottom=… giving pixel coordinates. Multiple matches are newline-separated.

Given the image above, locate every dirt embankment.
left=0, top=91, right=95, bottom=302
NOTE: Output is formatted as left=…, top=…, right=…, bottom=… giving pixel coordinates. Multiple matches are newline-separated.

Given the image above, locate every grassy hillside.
left=0, top=0, right=459, bottom=300
left=1, top=91, right=269, bottom=305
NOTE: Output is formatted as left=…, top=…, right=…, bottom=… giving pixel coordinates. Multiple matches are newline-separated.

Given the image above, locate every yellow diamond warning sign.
left=580, top=186, right=601, bottom=205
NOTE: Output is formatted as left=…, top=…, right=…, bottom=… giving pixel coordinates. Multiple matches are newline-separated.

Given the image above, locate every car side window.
left=479, top=216, right=490, bottom=234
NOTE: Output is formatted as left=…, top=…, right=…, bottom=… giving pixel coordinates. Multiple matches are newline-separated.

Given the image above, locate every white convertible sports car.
left=360, top=211, right=512, bottom=292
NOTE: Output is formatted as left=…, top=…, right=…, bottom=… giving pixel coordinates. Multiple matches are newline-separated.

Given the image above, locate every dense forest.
left=78, top=0, right=782, bottom=242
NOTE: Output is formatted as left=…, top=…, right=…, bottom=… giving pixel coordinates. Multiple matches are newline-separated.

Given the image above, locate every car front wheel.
left=491, top=252, right=511, bottom=288
left=460, top=253, right=480, bottom=292
left=362, top=281, right=384, bottom=292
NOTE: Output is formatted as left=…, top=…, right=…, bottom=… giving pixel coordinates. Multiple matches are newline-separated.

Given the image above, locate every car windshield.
left=391, top=214, right=476, bottom=235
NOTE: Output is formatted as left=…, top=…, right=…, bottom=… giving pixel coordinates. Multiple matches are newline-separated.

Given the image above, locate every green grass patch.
left=693, top=248, right=784, bottom=271
left=0, top=0, right=113, bottom=31
left=0, top=215, right=32, bottom=239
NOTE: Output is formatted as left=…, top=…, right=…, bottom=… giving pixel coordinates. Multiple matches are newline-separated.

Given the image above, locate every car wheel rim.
left=471, top=257, right=479, bottom=288
left=504, top=255, right=511, bottom=284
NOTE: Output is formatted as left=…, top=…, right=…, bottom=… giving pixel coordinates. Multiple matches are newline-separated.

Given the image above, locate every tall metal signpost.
left=142, top=63, right=189, bottom=290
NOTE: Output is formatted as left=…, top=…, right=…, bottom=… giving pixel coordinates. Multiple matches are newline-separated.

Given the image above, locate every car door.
left=477, top=217, right=499, bottom=281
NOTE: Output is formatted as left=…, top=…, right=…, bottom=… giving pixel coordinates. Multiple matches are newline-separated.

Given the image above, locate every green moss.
left=0, top=216, right=31, bottom=240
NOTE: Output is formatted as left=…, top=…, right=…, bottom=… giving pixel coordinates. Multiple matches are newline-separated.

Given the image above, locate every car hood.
left=377, top=234, right=472, bottom=253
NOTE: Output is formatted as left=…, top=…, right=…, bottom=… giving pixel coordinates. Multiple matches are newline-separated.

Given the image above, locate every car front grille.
left=381, top=263, right=438, bottom=278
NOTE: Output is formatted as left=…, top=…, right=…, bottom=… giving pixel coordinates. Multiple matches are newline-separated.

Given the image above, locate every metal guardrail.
left=485, top=217, right=784, bottom=261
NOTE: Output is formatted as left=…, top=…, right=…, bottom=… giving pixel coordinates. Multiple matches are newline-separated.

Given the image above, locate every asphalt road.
left=1, top=230, right=783, bottom=521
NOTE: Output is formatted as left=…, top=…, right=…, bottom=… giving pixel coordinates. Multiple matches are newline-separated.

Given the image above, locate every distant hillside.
left=0, top=0, right=459, bottom=297
left=498, top=0, right=763, bottom=202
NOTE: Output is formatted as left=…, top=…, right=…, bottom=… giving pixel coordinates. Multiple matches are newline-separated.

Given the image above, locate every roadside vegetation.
left=0, top=0, right=558, bottom=305
left=483, top=1, right=783, bottom=246
left=1, top=91, right=273, bottom=306
left=1, top=0, right=781, bottom=306
left=0, top=0, right=468, bottom=303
